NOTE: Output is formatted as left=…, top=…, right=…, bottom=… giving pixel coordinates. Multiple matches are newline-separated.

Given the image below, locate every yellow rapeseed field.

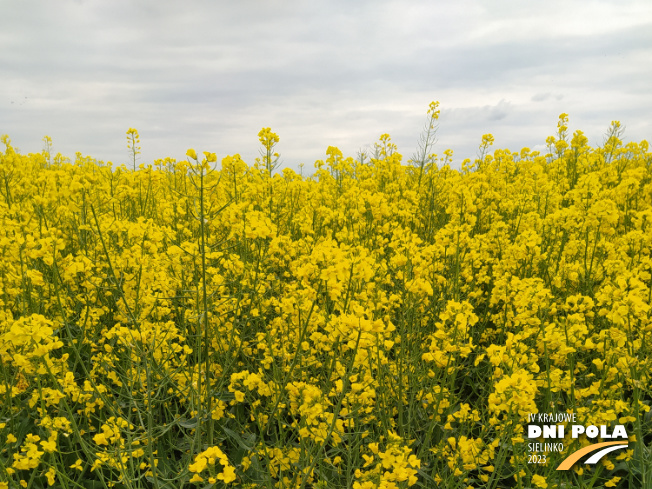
left=0, top=106, right=650, bottom=489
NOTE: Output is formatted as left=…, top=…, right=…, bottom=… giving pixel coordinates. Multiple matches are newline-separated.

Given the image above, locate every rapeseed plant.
left=0, top=109, right=651, bottom=488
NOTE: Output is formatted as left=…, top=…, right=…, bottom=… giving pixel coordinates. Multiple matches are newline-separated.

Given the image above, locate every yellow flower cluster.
left=354, top=433, right=421, bottom=488
left=188, top=446, right=236, bottom=483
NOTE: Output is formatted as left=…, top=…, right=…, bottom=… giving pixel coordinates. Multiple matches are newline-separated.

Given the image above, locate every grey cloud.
left=532, top=93, right=551, bottom=102
left=487, top=100, right=511, bottom=121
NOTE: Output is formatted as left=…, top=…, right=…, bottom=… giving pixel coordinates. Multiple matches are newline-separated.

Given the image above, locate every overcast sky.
left=2, top=0, right=651, bottom=171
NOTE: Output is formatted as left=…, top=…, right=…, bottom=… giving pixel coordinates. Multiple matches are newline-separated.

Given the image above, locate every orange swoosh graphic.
left=557, top=441, right=628, bottom=470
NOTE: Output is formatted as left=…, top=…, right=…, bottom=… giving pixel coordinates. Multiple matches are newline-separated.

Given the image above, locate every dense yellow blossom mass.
left=0, top=110, right=651, bottom=488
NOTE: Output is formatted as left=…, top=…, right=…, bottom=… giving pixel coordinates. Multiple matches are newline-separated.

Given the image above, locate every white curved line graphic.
left=584, top=445, right=628, bottom=464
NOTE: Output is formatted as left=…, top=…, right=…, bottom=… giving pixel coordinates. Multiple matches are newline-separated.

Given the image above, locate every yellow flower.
left=532, top=474, right=547, bottom=488
left=93, top=433, right=109, bottom=446
left=203, top=151, right=217, bottom=163
left=258, top=127, right=280, bottom=149
left=45, top=467, right=56, bottom=486
left=40, top=437, right=57, bottom=453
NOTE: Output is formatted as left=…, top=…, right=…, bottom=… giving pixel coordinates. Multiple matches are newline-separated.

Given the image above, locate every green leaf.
left=223, top=426, right=255, bottom=450
left=178, top=417, right=199, bottom=429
